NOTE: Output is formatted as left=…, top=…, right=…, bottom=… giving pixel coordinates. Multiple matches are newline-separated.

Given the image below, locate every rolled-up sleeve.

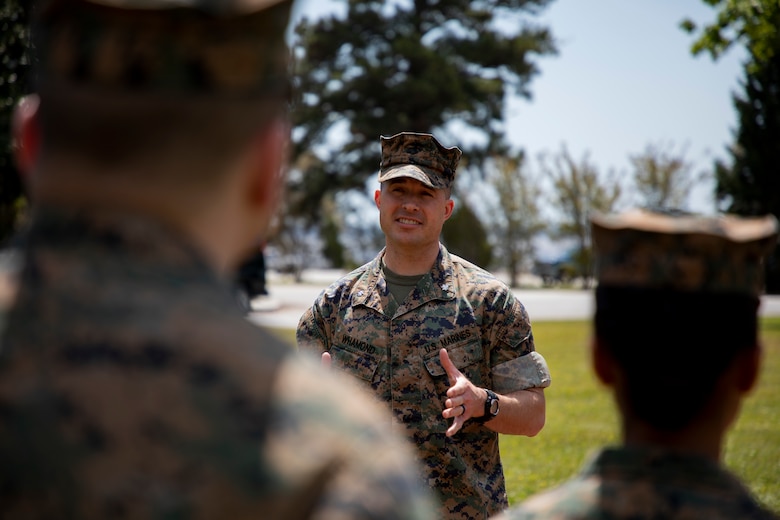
left=492, top=352, right=551, bottom=394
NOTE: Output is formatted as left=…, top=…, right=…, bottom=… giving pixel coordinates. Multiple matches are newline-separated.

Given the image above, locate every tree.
left=713, top=52, right=780, bottom=215
left=0, top=0, right=31, bottom=243
left=320, top=194, right=346, bottom=269
left=682, top=0, right=780, bottom=292
left=714, top=50, right=780, bottom=291
left=540, top=145, right=621, bottom=286
left=681, top=0, right=780, bottom=72
left=288, top=0, right=557, bottom=225
left=485, top=153, right=544, bottom=288
left=269, top=215, right=318, bottom=283
left=441, top=199, right=492, bottom=270
left=629, top=142, right=702, bottom=210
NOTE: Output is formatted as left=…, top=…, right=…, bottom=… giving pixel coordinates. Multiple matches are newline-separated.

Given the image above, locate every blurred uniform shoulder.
left=267, top=351, right=438, bottom=519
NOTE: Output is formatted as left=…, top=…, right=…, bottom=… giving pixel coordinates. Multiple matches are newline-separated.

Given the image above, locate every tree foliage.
left=714, top=52, right=780, bottom=216
left=0, top=0, right=31, bottom=243
left=319, top=194, right=346, bottom=269
left=629, top=142, right=701, bottom=211
left=682, top=0, right=780, bottom=292
left=715, top=50, right=780, bottom=291
left=681, top=0, right=780, bottom=72
left=442, top=199, right=492, bottom=269
left=486, top=153, right=544, bottom=288
left=288, top=0, right=557, bottom=224
left=540, top=146, right=621, bottom=285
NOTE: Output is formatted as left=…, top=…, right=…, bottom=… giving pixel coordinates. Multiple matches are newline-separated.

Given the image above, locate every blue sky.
left=290, top=0, right=746, bottom=214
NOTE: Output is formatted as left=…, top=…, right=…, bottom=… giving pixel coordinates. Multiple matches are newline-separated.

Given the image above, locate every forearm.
left=485, top=387, right=545, bottom=436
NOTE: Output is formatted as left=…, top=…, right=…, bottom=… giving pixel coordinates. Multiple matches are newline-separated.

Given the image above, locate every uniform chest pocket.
left=423, top=339, right=484, bottom=378
left=330, top=344, right=380, bottom=383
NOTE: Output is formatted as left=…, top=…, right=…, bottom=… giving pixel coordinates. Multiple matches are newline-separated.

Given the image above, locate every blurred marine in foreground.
left=0, top=0, right=436, bottom=518
left=494, top=208, right=779, bottom=520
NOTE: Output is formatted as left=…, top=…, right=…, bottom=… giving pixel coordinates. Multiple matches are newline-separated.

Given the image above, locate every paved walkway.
left=248, top=269, right=780, bottom=330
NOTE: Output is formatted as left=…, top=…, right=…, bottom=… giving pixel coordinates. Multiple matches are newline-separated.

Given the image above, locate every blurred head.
left=29, top=0, right=293, bottom=180
left=590, top=208, right=779, bottom=432
left=23, top=0, right=296, bottom=269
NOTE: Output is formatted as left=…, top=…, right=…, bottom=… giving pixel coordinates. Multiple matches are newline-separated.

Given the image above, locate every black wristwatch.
left=472, top=388, right=499, bottom=424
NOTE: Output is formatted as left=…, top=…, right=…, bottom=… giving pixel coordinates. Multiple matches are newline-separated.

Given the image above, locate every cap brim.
left=378, top=164, right=435, bottom=188
left=591, top=209, right=779, bottom=242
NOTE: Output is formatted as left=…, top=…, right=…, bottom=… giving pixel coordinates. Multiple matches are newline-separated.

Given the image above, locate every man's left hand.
left=439, top=348, right=487, bottom=437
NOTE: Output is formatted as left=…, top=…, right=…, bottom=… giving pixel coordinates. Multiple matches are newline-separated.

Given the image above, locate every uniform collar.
left=354, top=244, right=457, bottom=317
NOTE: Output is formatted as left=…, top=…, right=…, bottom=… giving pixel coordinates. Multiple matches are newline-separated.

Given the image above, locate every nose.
left=400, top=196, right=419, bottom=211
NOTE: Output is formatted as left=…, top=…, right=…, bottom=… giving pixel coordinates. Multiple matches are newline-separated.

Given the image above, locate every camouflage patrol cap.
left=31, top=0, right=293, bottom=97
left=378, top=132, right=462, bottom=190
left=591, top=208, right=779, bottom=295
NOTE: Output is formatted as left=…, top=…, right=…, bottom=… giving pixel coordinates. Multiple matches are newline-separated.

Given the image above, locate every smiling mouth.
left=397, top=217, right=421, bottom=225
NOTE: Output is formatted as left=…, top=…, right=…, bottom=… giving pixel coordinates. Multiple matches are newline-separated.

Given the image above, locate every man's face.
left=374, top=176, right=454, bottom=250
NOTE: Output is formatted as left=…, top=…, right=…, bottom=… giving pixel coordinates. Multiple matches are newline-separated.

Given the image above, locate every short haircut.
left=30, top=0, right=292, bottom=183
left=594, top=286, right=759, bottom=431
left=37, top=83, right=287, bottom=182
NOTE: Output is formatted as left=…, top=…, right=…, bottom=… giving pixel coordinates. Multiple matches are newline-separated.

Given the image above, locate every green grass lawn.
left=501, top=317, right=780, bottom=512
left=269, top=316, right=780, bottom=513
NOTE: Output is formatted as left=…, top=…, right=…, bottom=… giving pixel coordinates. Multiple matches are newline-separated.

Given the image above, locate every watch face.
left=489, top=399, right=499, bottom=415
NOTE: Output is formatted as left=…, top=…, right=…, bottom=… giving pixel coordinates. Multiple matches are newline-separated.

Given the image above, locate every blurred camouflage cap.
left=591, top=208, right=779, bottom=295
left=31, top=0, right=293, bottom=97
left=378, top=132, right=462, bottom=190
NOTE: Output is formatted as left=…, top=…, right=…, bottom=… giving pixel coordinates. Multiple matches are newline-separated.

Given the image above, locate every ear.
left=443, top=198, right=454, bottom=220
left=736, top=344, right=761, bottom=395
left=245, top=117, right=290, bottom=211
left=591, top=335, right=616, bottom=386
left=12, top=94, right=41, bottom=187
left=374, top=188, right=381, bottom=208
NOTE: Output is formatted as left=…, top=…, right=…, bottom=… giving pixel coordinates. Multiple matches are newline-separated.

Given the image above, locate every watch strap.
left=472, top=388, right=499, bottom=424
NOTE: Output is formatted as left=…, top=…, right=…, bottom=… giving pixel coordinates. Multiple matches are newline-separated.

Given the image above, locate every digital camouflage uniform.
left=493, top=446, right=779, bottom=520
left=494, top=209, right=780, bottom=520
left=0, top=1, right=437, bottom=518
left=299, top=133, right=551, bottom=519
left=0, top=208, right=436, bottom=520
left=297, top=243, right=551, bottom=519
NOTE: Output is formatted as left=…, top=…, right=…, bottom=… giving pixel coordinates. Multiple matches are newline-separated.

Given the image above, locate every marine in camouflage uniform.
left=0, top=1, right=437, bottom=519
left=494, top=208, right=780, bottom=520
left=297, top=132, right=552, bottom=520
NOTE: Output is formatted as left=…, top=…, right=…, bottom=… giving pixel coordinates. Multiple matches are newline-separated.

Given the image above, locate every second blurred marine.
left=495, top=208, right=779, bottom=520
